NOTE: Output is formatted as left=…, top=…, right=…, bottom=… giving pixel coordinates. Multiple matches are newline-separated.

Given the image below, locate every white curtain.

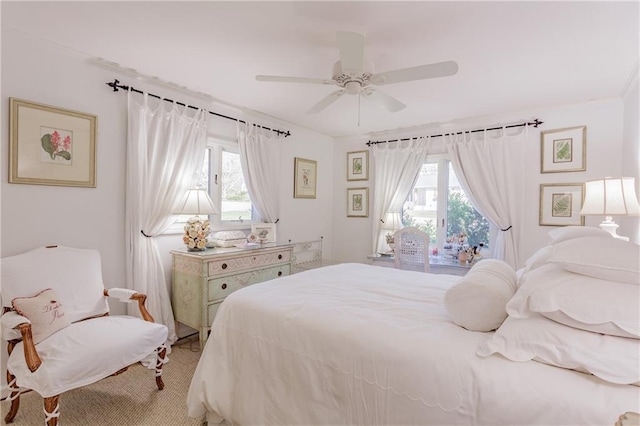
left=446, top=126, right=527, bottom=269
left=237, top=122, right=282, bottom=223
left=126, top=91, right=208, bottom=345
left=371, top=138, right=430, bottom=253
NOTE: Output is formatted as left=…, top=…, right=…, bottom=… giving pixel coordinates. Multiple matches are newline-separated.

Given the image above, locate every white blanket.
left=187, top=263, right=640, bottom=425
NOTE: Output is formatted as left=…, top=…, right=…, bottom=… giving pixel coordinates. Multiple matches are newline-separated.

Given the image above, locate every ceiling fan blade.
left=336, top=31, right=365, bottom=73
left=361, top=89, right=406, bottom=112
left=306, top=90, right=346, bottom=114
left=370, top=61, right=459, bottom=86
left=256, top=75, right=336, bottom=85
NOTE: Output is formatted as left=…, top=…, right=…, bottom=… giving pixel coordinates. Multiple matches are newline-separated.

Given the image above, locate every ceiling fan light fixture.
left=345, top=81, right=362, bottom=95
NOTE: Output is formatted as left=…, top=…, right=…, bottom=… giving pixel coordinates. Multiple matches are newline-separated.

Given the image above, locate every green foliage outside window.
left=446, top=191, right=490, bottom=247
left=402, top=211, right=437, bottom=244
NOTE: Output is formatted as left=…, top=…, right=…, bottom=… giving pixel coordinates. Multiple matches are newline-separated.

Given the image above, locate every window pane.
left=221, top=150, right=252, bottom=222
left=447, top=163, right=490, bottom=247
left=403, top=163, right=438, bottom=243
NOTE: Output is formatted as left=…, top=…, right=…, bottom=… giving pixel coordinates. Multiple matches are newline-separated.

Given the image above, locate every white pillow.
left=548, top=226, right=611, bottom=243
left=506, top=263, right=639, bottom=338
left=444, top=259, right=517, bottom=332
left=12, top=288, right=71, bottom=344
left=477, top=313, right=640, bottom=386
left=548, top=236, right=639, bottom=284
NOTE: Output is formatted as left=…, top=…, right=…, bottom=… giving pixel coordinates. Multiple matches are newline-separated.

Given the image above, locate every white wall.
left=1, top=28, right=334, bottom=394
left=620, top=72, right=639, bottom=243
left=331, top=98, right=627, bottom=265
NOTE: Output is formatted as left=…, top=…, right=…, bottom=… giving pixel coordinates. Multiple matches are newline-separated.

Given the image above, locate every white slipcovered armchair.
left=1, top=246, right=168, bottom=426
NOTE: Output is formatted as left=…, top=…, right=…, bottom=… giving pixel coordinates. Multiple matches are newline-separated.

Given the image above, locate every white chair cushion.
left=7, top=315, right=167, bottom=397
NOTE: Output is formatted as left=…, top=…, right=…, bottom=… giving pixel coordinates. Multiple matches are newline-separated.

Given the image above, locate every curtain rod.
left=106, top=79, right=291, bottom=137
left=366, top=118, right=543, bottom=146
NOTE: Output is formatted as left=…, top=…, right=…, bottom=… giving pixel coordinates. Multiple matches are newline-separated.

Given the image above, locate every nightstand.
left=171, top=243, right=293, bottom=349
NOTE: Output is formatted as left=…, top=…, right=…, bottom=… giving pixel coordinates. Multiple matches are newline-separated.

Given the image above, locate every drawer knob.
left=278, top=254, right=283, bottom=260
left=221, top=283, right=227, bottom=290
left=221, top=263, right=227, bottom=269
left=277, top=271, right=282, bottom=277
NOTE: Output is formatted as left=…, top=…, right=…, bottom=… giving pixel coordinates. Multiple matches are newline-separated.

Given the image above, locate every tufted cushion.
left=12, top=288, right=71, bottom=344
left=444, top=259, right=518, bottom=332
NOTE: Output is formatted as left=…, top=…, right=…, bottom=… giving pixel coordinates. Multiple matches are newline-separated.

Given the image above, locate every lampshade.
left=381, top=212, right=403, bottom=230
left=580, top=177, right=640, bottom=241
left=175, top=189, right=218, bottom=215
left=580, top=177, right=640, bottom=216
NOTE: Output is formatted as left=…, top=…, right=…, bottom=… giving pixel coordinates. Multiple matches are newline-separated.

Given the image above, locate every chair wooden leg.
left=4, top=370, right=21, bottom=423
left=44, top=395, right=60, bottom=426
left=155, top=344, right=167, bottom=390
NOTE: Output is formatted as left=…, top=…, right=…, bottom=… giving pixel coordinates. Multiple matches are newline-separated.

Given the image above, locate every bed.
left=187, top=229, right=640, bottom=425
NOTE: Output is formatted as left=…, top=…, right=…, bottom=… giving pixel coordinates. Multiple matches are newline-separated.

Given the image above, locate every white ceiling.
left=3, top=1, right=638, bottom=138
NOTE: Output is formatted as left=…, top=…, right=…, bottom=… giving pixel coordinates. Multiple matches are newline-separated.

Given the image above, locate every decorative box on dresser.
left=171, top=243, right=293, bottom=349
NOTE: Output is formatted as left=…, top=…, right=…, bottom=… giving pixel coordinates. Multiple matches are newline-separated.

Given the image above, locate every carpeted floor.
left=1, top=335, right=204, bottom=425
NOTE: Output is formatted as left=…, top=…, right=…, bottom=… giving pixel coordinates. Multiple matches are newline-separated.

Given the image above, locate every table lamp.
left=579, top=177, right=640, bottom=241
left=381, top=212, right=403, bottom=251
left=175, top=189, right=218, bottom=251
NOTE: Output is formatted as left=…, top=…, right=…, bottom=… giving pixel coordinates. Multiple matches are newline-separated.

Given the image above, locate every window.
left=402, top=157, right=491, bottom=253
left=208, top=138, right=256, bottom=228
left=169, top=138, right=256, bottom=233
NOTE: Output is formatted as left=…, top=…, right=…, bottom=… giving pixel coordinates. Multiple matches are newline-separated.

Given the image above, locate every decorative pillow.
left=547, top=236, right=639, bottom=284
left=444, top=259, right=517, bottom=332
left=477, top=313, right=640, bottom=385
left=547, top=226, right=611, bottom=244
left=522, top=245, right=553, bottom=273
left=210, top=231, right=247, bottom=248
left=507, top=263, right=639, bottom=338
left=12, top=288, right=71, bottom=344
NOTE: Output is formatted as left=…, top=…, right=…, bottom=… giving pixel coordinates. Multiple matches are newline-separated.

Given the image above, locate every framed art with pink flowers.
left=9, top=98, right=97, bottom=187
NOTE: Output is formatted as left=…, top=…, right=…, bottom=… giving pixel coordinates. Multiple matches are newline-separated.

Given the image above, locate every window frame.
left=402, top=153, right=493, bottom=253
left=164, top=136, right=257, bottom=235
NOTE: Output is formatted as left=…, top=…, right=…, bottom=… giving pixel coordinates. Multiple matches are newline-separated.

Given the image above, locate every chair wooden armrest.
left=1, top=311, right=43, bottom=372
left=103, top=289, right=155, bottom=323
left=17, top=323, right=43, bottom=372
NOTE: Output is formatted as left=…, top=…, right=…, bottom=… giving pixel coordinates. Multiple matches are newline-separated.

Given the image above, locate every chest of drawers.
left=171, top=243, right=293, bottom=349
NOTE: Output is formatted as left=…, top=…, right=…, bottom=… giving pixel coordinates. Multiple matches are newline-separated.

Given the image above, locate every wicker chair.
left=393, top=227, right=430, bottom=273
left=1, top=245, right=168, bottom=426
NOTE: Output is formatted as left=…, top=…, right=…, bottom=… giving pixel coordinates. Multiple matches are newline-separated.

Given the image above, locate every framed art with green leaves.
left=9, top=98, right=97, bottom=187
left=540, top=126, right=586, bottom=173
left=347, top=150, right=368, bottom=181
left=539, top=183, right=585, bottom=226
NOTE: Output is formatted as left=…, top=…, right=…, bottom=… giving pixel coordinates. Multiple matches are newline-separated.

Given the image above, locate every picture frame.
left=540, top=125, right=586, bottom=173
left=347, top=187, right=369, bottom=218
left=293, top=157, right=317, bottom=199
left=539, top=183, right=585, bottom=226
left=9, top=97, right=97, bottom=187
left=251, top=223, right=277, bottom=243
left=347, top=150, right=369, bottom=181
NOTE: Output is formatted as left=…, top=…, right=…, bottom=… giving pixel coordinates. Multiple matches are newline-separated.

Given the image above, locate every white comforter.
left=187, top=263, right=639, bottom=425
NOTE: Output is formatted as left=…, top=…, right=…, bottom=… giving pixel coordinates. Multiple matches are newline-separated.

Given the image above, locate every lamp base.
left=599, top=217, right=629, bottom=241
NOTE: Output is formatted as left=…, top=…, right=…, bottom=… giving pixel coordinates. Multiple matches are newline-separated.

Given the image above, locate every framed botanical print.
left=540, top=126, right=586, bottom=173
left=293, top=157, right=317, bottom=199
left=539, top=183, right=585, bottom=226
left=9, top=98, right=97, bottom=187
left=347, top=187, right=369, bottom=218
left=347, top=150, right=369, bottom=181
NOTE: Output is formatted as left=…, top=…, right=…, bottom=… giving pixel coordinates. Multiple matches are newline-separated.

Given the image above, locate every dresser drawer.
left=208, top=263, right=291, bottom=302
left=208, top=249, right=291, bottom=276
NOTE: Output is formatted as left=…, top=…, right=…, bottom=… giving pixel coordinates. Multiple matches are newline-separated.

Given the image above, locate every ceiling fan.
left=255, top=31, right=459, bottom=115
